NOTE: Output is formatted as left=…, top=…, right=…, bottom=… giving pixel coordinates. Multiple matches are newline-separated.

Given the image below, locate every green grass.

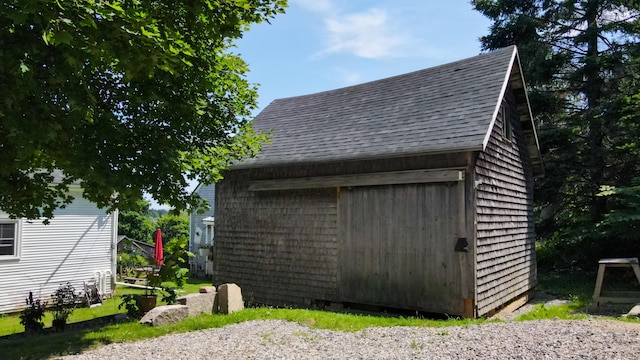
left=0, top=277, right=211, bottom=338
left=1, top=272, right=638, bottom=360
left=536, top=272, right=595, bottom=303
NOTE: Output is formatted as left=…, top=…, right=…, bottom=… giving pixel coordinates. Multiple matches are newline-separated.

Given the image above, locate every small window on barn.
left=501, top=101, right=512, bottom=141
left=0, top=220, right=21, bottom=259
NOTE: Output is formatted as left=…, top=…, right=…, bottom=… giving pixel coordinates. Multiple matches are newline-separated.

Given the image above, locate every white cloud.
left=321, top=8, right=408, bottom=59
left=295, top=1, right=446, bottom=60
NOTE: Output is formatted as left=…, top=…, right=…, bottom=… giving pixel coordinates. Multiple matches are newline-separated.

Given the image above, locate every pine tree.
left=472, top=0, right=640, bottom=267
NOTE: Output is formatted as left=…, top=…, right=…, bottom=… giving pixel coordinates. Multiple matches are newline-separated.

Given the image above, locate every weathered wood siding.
left=215, top=154, right=474, bottom=310
left=214, top=174, right=338, bottom=306
left=475, top=87, right=537, bottom=316
left=339, top=182, right=466, bottom=315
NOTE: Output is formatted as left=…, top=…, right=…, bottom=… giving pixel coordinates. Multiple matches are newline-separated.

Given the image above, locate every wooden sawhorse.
left=592, top=258, right=640, bottom=306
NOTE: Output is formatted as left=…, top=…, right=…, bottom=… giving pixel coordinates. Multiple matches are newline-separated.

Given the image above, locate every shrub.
left=51, top=283, right=78, bottom=331
left=19, top=292, right=47, bottom=334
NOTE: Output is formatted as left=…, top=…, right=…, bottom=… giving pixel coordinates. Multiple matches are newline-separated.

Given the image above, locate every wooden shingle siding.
left=474, top=87, right=536, bottom=316
left=214, top=48, right=541, bottom=317
left=214, top=174, right=338, bottom=307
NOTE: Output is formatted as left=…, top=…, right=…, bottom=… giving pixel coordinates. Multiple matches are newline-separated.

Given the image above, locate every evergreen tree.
left=472, top=0, right=640, bottom=267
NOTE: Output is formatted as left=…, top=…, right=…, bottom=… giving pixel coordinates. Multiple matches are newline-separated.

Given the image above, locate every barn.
left=213, top=45, right=543, bottom=318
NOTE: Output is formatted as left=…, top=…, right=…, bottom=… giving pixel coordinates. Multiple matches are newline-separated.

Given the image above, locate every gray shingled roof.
left=237, top=46, right=537, bottom=169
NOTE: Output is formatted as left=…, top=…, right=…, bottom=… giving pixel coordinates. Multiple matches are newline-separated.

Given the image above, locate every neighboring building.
left=117, top=235, right=154, bottom=257
left=0, top=172, right=118, bottom=314
left=213, top=46, right=543, bottom=318
left=189, top=183, right=215, bottom=278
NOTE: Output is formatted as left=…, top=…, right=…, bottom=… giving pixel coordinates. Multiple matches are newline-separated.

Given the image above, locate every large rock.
left=625, top=304, right=640, bottom=318
left=216, top=283, right=244, bottom=314
left=199, top=286, right=216, bottom=294
left=177, top=292, right=215, bottom=317
left=139, top=305, right=188, bottom=326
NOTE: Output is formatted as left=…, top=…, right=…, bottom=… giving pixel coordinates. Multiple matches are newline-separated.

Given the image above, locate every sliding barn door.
left=338, top=182, right=464, bottom=314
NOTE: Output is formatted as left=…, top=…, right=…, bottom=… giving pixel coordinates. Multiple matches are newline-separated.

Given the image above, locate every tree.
left=0, top=0, right=286, bottom=219
left=156, top=212, right=191, bottom=277
left=156, top=212, right=189, bottom=247
left=117, top=199, right=155, bottom=242
left=472, top=0, right=640, bottom=266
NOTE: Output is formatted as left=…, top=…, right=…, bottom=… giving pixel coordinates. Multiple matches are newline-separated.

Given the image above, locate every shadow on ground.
left=0, top=314, right=133, bottom=360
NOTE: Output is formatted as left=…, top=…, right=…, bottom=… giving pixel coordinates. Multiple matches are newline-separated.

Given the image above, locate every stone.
left=139, top=305, right=188, bottom=327
left=177, top=292, right=215, bottom=317
left=199, top=286, right=216, bottom=294
left=216, top=283, right=244, bottom=314
left=624, top=304, right=640, bottom=318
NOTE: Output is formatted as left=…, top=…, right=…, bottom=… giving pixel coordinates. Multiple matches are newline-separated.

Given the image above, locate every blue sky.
left=150, top=1, right=491, bottom=209
left=236, top=0, right=491, bottom=114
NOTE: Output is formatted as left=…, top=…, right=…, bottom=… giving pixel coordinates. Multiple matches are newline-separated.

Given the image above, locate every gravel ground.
left=57, top=317, right=640, bottom=360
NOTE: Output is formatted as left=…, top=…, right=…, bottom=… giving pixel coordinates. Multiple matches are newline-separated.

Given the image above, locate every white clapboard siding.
left=0, top=187, right=117, bottom=314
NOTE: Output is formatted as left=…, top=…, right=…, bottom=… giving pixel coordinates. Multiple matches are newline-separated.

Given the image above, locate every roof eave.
left=230, top=146, right=483, bottom=171
left=481, top=46, right=544, bottom=177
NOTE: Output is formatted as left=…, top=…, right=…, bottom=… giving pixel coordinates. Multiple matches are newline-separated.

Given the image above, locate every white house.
left=189, top=183, right=215, bottom=278
left=0, top=174, right=118, bottom=314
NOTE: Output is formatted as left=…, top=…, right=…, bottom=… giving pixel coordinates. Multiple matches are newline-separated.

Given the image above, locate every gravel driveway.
left=57, top=318, right=640, bottom=360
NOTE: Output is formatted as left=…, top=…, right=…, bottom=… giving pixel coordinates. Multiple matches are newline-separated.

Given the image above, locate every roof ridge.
left=269, top=46, right=516, bottom=104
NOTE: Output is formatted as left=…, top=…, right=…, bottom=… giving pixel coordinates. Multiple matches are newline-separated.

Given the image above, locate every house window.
left=501, top=101, right=512, bottom=140
left=0, top=221, right=20, bottom=258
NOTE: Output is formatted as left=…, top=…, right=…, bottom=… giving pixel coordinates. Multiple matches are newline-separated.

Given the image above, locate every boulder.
left=177, top=292, right=215, bottom=317
left=624, top=304, right=640, bottom=318
left=216, top=283, right=244, bottom=314
left=199, top=286, right=216, bottom=294
left=139, top=305, right=188, bottom=327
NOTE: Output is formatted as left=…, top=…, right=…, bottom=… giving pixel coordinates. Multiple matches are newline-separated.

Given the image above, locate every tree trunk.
left=584, top=0, right=607, bottom=222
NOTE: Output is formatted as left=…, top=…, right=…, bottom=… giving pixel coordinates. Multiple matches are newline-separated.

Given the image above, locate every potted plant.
left=136, top=270, right=161, bottom=313
left=198, top=243, right=211, bottom=256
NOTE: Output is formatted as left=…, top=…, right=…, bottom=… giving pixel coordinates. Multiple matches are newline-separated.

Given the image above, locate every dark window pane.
left=1, top=224, right=15, bottom=238
left=0, top=224, right=16, bottom=256
left=0, top=244, right=13, bottom=256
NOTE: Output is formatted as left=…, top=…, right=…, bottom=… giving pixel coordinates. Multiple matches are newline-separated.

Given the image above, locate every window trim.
left=501, top=101, right=513, bottom=141
left=0, top=219, right=22, bottom=260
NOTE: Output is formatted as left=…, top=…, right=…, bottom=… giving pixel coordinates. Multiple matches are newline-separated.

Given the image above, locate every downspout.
left=111, top=208, right=119, bottom=295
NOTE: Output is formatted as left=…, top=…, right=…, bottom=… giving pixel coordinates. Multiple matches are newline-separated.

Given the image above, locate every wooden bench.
left=592, top=258, right=640, bottom=306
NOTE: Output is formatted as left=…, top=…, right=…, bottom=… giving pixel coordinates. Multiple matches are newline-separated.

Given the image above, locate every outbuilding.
left=213, top=46, right=542, bottom=317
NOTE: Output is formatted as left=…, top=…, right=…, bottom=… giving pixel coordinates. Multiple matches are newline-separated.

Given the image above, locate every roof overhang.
left=482, top=46, right=544, bottom=177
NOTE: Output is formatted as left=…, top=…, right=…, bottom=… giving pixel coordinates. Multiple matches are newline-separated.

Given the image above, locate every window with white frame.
left=0, top=221, right=19, bottom=257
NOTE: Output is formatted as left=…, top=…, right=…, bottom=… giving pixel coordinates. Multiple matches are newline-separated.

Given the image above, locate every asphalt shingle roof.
left=237, top=46, right=522, bottom=169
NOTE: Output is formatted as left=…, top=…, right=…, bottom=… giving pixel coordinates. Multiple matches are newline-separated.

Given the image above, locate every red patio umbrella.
left=154, top=228, right=164, bottom=266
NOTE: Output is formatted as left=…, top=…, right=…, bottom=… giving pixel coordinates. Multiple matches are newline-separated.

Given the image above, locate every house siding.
left=214, top=154, right=472, bottom=310
left=214, top=174, right=338, bottom=306
left=474, top=87, right=537, bottom=316
left=338, top=182, right=467, bottom=315
left=189, top=184, right=215, bottom=275
left=0, top=188, right=116, bottom=314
